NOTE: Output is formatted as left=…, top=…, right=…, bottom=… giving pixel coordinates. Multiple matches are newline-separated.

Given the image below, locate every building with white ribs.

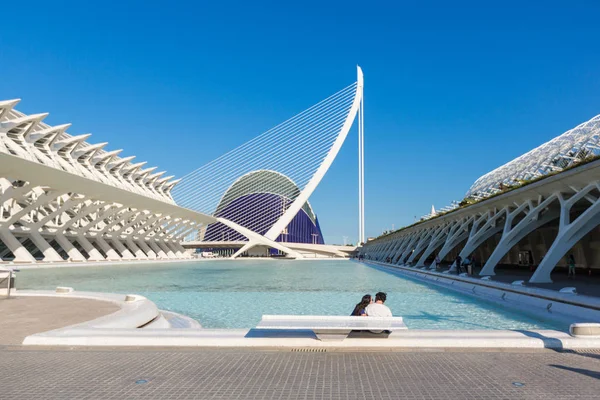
left=0, top=98, right=216, bottom=263
left=0, top=67, right=364, bottom=262
left=360, top=114, right=600, bottom=283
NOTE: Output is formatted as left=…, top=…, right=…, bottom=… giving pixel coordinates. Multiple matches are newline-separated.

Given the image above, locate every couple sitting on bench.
left=351, top=292, right=392, bottom=317
left=256, top=291, right=405, bottom=341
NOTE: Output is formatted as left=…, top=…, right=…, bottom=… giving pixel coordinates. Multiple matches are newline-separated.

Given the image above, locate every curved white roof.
left=467, top=114, right=600, bottom=198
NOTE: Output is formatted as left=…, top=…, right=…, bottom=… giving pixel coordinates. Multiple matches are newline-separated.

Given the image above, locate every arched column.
left=531, top=183, right=600, bottom=283
left=416, top=224, right=451, bottom=266
left=383, top=238, right=404, bottom=261
left=458, top=209, right=507, bottom=262
left=480, top=195, right=559, bottom=276
left=399, top=230, right=427, bottom=265
left=407, top=228, right=436, bottom=264
left=378, top=239, right=396, bottom=260
left=437, top=216, right=476, bottom=267
left=391, top=235, right=412, bottom=263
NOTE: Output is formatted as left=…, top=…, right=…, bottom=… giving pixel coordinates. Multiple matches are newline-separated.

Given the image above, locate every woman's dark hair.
left=351, top=294, right=372, bottom=316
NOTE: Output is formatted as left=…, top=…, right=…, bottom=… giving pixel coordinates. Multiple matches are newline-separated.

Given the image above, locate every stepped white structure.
left=360, top=114, right=600, bottom=283
left=0, top=99, right=220, bottom=262
left=0, top=67, right=364, bottom=262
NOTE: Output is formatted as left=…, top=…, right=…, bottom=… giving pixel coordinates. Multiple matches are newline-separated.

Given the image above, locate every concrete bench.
left=256, top=315, right=408, bottom=341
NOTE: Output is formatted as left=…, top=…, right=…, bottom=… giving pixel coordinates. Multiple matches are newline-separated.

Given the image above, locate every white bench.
left=256, top=315, right=408, bottom=341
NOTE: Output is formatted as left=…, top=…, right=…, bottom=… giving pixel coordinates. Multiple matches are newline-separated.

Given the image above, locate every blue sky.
left=1, top=0, right=599, bottom=244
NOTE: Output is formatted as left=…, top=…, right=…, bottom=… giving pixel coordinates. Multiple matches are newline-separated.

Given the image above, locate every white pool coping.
left=17, top=290, right=161, bottom=329
left=9, top=257, right=348, bottom=270
left=21, top=326, right=600, bottom=349
left=11, top=258, right=202, bottom=270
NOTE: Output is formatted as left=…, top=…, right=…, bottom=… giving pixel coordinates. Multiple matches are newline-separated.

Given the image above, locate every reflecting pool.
left=18, top=259, right=567, bottom=330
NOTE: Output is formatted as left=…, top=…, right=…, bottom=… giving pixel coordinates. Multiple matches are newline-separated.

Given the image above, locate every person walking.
left=568, top=254, right=576, bottom=278
left=454, top=254, right=463, bottom=274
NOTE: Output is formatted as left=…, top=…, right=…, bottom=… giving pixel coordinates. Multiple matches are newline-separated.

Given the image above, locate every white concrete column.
left=54, top=233, right=86, bottom=262
left=391, top=235, right=413, bottom=263
left=148, top=240, right=168, bottom=259
left=74, top=235, right=105, bottom=261
left=377, top=239, right=394, bottom=261
left=94, top=236, right=122, bottom=260
left=170, top=241, right=188, bottom=257
left=0, top=228, right=36, bottom=262
left=399, top=230, right=428, bottom=265
left=416, top=224, right=451, bottom=267
left=531, top=184, right=600, bottom=283
left=380, top=238, right=399, bottom=259
left=458, top=209, right=506, bottom=262
left=28, top=231, right=63, bottom=262
left=136, top=239, right=157, bottom=259
left=125, top=237, right=148, bottom=259
left=437, top=216, right=476, bottom=266
left=109, top=237, right=135, bottom=260
left=154, top=240, right=175, bottom=258
left=480, top=196, right=559, bottom=277
left=380, top=239, right=400, bottom=261
left=407, top=228, right=435, bottom=264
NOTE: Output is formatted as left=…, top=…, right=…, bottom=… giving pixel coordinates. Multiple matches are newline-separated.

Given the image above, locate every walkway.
left=0, top=296, right=119, bottom=345
left=1, top=347, right=599, bottom=399
left=433, top=263, right=600, bottom=297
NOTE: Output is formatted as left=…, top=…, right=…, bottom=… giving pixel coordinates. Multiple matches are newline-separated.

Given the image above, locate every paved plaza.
left=0, top=296, right=118, bottom=345
left=1, top=347, right=599, bottom=399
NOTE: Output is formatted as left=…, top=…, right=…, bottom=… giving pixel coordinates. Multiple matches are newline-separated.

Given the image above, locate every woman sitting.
left=351, top=294, right=372, bottom=316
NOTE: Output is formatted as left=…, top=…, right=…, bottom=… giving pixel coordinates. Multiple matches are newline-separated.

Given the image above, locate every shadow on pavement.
left=514, top=330, right=564, bottom=350
left=549, top=364, right=600, bottom=380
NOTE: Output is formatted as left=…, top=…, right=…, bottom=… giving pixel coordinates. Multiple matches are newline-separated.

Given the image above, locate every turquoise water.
left=17, top=260, right=567, bottom=330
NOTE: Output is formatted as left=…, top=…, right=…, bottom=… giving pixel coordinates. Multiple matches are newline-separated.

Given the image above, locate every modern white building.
left=0, top=99, right=219, bottom=263
left=360, top=114, right=600, bottom=283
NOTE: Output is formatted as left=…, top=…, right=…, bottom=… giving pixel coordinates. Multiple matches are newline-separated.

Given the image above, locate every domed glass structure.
left=203, top=170, right=324, bottom=244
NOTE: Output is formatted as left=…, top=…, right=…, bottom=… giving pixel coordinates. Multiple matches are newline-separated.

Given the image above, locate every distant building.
left=203, top=170, right=324, bottom=245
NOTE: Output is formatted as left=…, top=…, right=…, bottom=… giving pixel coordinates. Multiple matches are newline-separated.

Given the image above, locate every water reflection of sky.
left=18, top=260, right=567, bottom=330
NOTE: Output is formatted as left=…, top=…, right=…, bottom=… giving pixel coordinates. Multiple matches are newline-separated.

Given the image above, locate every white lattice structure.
left=467, top=115, right=600, bottom=199
left=174, top=66, right=364, bottom=257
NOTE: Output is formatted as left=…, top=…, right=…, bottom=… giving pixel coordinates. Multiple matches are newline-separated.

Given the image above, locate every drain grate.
left=291, top=348, right=327, bottom=353
left=574, top=349, right=600, bottom=355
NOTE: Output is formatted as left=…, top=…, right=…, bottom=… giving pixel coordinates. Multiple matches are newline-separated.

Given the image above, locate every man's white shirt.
left=365, top=303, right=392, bottom=317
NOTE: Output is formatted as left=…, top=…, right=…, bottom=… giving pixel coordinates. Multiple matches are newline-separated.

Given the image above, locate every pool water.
left=17, top=260, right=567, bottom=330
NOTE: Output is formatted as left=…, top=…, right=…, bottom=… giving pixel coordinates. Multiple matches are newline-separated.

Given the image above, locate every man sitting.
left=365, top=292, right=392, bottom=317
left=365, top=292, right=392, bottom=334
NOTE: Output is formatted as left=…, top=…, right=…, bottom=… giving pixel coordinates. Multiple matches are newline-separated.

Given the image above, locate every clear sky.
left=1, top=0, right=599, bottom=245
